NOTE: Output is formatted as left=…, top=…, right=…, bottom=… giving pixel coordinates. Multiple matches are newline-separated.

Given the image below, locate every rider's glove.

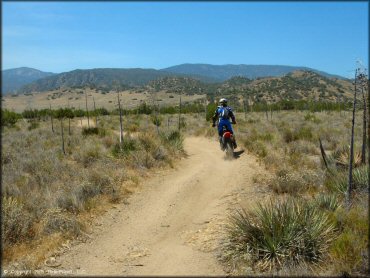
left=212, top=123, right=216, bottom=127
left=232, top=121, right=236, bottom=125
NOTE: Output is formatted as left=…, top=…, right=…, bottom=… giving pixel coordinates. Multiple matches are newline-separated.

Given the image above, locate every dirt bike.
left=220, top=125, right=235, bottom=159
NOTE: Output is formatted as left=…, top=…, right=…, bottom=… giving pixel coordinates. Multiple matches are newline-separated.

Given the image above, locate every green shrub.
left=82, top=127, right=99, bottom=136
left=304, top=113, right=321, bottom=124
left=138, top=133, right=157, bottom=152
left=27, top=121, right=39, bottom=130
left=1, top=109, right=21, bottom=127
left=325, top=166, right=368, bottom=195
left=314, top=193, right=341, bottom=211
left=161, top=130, right=184, bottom=151
left=223, top=198, right=336, bottom=271
left=151, top=115, right=162, bottom=126
left=179, top=117, right=187, bottom=129
left=206, top=103, right=218, bottom=121
left=112, top=138, right=137, bottom=157
left=243, top=139, right=268, bottom=158
left=283, top=126, right=314, bottom=143
left=330, top=203, right=368, bottom=274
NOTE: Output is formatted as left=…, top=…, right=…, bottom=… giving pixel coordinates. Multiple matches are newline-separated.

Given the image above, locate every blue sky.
left=2, top=1, right=368, bottom=77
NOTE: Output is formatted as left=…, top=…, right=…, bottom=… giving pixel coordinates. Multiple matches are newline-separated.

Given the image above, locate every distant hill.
left=17, top=68, right=216, bottom=93
left=161, top=64, right=345, bottom=81
left=217, top=70, right=353, bottom=103
left=141, top=70, right=353, bottom=103
left=2, top=67, right=55, bottom=94
left=146, top=70, right=353, bottom=103
left=18, top=68, right=174, bottom=93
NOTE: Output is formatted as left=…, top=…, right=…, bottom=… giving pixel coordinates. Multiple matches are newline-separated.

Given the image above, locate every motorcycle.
left=220, top=125, right=235, bottom=159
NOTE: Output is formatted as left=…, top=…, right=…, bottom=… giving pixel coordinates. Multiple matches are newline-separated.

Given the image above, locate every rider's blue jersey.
left=216, top=106, right=233, bottom=122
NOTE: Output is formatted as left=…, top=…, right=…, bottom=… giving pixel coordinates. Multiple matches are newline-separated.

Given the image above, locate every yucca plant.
left=314, top=193, right=341, bottom=211
left=352, top=165, right=369, bottom=190
left=161, top=130, right=184, bottom=151
left=329, top=145, right=362, bottom=169
left=223, top=198, right=336, bottom=272
left=325, top=166, right=368, bottom=194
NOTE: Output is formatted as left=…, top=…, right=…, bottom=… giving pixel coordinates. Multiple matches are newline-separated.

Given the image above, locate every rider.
left=212, top=98, right=237, bottom=148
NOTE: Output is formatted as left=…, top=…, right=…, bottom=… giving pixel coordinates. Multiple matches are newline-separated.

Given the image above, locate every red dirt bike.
left=220, top=125, right=235, bottom=159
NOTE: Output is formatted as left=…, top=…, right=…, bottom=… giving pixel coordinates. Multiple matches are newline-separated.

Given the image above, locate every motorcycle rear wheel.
left=225, top=142, right=234, bottom=159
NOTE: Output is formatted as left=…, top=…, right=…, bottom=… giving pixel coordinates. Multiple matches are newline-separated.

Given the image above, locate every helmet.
left=219, top=98, right=228, bottom=105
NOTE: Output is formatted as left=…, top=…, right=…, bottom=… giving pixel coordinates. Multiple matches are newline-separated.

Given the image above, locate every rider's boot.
left=219, top=136, right=223, bottom=150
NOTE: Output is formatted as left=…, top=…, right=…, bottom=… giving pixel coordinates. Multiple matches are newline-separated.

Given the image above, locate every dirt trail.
left=51, top=136, right=265, bottom=276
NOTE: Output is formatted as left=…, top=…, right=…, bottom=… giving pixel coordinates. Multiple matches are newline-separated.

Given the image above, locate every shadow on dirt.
left=233, top=150, right=245, bottom=159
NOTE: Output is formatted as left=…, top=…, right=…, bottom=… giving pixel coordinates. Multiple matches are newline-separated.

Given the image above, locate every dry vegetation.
left=1, top=113, right=188, bottom=269
left=208, top=111, right=368, bottom=276
left=2, top=106, right=368, bottom=276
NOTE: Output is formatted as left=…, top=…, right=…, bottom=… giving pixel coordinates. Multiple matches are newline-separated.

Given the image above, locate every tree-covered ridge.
left=147, top=76, right=208, bottom=95
left=162, top=63, right=345, bottom=81
left=18, top=68, right=178, bottom=93
left=244, top=70, right=353, bottom=103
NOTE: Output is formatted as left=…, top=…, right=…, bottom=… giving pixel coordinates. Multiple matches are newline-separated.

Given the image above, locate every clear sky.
left=2, top=1, right=368, bottom=77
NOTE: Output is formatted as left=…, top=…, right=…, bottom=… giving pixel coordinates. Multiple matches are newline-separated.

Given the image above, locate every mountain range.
left=2, top=64, right=347, bottom=95
left=2, top=67, right=55, bottom=94
left=161, top=64, right=344, bottom=81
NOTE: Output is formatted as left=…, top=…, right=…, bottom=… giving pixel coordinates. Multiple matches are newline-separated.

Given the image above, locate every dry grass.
left=211, top=110, right=368, bottom=275
left=1, top=114, right=187, bottom=268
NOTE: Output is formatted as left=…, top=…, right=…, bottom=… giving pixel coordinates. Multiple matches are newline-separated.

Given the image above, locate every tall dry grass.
left=208, top=110, right=368, bottom=275
left=2, top=114, right=186, bottom=267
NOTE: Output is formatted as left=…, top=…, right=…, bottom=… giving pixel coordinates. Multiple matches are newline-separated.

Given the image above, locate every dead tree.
left=243, top=99, right=247, bottom=120
left=68, top=115, right=71, bottom=135
left=150, top=89, right=160, bottom=135
left=319, top=138, right=330, bottom=171
left=61, top=119, right=65, bottom=155
left=49, top=103, right=54, bottom=133
left=117, top=91, right=124, bottom=145
left=79, top=105, right=83, bottom=126
left=178, top=95, right=182, bottom=131
left=67, top=100, right=71, bottom=135
left=265, top=104, right=269, bottom=121
left=347, top=68, right=358, bottom=208
left=360, top=73, right=367, bottom=164
left=85, top=91, right=90, bottom=128
left=93, top=97, right=98, bottom=127
left=367, top=75, right=370, bottom=193
left=204, top=98, right=208, bottom=121
left=154, top=100, right=160, bottom=136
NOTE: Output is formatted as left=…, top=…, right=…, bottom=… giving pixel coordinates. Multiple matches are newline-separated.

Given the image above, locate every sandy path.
left=50, top=136, right=264, bottom=276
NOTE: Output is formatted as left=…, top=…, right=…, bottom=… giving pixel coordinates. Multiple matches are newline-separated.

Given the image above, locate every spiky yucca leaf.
left=314, top=193, right=341, bottom=211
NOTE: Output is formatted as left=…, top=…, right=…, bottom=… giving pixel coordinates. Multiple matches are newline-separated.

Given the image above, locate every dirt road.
left=51, top=136, right=265, bottom=276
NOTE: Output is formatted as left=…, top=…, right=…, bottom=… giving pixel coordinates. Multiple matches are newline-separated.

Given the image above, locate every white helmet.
left=219, top=98, right=228, bottom=105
